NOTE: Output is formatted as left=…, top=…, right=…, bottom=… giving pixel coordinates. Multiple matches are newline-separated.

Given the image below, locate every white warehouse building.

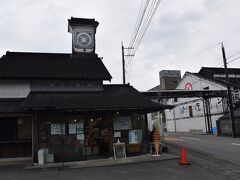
left=165, top=67, right=240, bottom=134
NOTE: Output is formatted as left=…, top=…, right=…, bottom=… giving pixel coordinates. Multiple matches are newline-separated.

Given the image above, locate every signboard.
left=129, top=129, right=142, bottom=144
left=51, top=124, right=65, bottom=135
left=113, top=117, right=132, bottom=130
left=113, top=143, right=126, bottom=160
left=185, top=83, right=192, bottom=90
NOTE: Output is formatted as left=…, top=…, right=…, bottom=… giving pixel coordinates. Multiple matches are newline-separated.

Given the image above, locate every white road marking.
left=164, top=137, right=184, bottom=142
left=231, top=143, right=240, bottom=146
left=180, top=136, right=200, bottom=141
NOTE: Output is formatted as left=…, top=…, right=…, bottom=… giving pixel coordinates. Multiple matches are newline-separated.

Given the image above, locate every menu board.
left=113, top=117, right=132, bottom=130
left=113, top=143, right=126, bottom=160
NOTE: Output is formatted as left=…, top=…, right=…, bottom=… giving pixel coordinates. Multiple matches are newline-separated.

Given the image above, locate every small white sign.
left=51, top=124, right=65, bottom=135
left=114, top=131, right=121, bottom=138
left=77, top=133, right=85, bottom=140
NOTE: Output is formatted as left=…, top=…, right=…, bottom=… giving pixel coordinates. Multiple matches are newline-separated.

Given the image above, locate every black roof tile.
left=194, top=67, right=240, bottom=88
left=68, top=17, right=99, bottom=27
left=21, top=84, right=172, bottom=112
left=0, top=51, right=112, bottom=80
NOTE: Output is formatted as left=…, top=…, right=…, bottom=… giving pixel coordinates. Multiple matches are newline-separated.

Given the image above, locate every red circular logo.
left=185, top=83, right=192, bottom=90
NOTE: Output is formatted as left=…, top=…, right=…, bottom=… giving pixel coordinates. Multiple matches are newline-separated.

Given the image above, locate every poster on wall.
left=51, top=124, right=65, bottom=135
left=69, top=124, right=77, bottom=134
left=77, top=133, right=85, bottom=140
left=129, top=129, right=142, bottom=144
left=113, top=117, right=132, bottom=130
left=76, top=122, right=84, bottom=133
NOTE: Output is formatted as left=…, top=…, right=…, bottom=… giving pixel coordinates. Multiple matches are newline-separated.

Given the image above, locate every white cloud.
left=0, top=0, right=240, bottom=91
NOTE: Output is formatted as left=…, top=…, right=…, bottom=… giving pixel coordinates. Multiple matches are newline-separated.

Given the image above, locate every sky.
left=0, top=0, right=240, bottom=91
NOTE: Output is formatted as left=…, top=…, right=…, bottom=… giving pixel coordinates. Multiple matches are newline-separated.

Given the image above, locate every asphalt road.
left=0, top=159, right=233, bottom=180
left=164, top=132, right=240, bottom=165
left=1, top=133, right=240, bottom=180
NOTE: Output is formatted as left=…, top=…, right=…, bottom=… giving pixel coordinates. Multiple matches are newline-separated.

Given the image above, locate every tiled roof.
left=199, top=67, right=240, bottom=76
left=68, top=17, right=99, bottom=27
left=189, top=67, right=240, bottom=88
left=0, top=51, right=112, bottom=80
left=21, top=84, right=173, bottom=112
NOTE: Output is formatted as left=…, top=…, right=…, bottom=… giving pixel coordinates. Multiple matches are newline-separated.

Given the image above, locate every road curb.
left=23, top=153, right=180, bottom=170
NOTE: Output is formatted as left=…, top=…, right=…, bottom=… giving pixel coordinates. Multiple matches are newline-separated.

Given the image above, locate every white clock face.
left=76, top=32, right=92, bottom=47
left=74, top=29, right=94, bottom=52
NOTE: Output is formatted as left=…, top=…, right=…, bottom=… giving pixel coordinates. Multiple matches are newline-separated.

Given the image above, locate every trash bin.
left=38, top=149, right=45, bottom=165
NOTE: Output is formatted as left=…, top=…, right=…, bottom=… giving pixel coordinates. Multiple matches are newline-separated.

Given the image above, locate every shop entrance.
left=38, top=116, right=85, bottom=163
left=37, top=114, right=114, bottom=163
left=0, top=117, right=32, bottom=158
left=85, top=117, right=113, bottom=159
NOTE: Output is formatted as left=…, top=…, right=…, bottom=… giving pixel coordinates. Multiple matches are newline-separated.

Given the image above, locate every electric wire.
left=127, top=0, right=161, bottom=81
left=216, top=48, right=240, bottom=67
left=125, top=0, right=163, bottom=83
left=227, top=50, right=240, bottom=60
left=128, top=0, right=144, bottom=47
left=127, top=0, right=162, bottom=68
left=133, top=0, right=161, bottom=54
left=128, top=0, right=150, bottom=54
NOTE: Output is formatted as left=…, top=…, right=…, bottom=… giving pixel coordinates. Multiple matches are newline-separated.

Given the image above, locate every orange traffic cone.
left=179, top=146, right=190, bottom=165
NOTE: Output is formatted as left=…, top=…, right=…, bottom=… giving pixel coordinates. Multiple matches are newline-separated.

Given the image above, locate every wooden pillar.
left=32, top=111, right=39, bottom=163
left=144, top=113, right=149, bottom=153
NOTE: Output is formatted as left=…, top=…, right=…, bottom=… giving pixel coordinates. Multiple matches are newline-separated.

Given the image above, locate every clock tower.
left=68, top=17, right=99, bottom=58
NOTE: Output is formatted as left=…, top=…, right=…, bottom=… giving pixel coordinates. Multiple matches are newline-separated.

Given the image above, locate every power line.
left=128, top=0, right=150, bottom=55
left=186, top=43, right=220, bottom=59
left=124, top=0, right=163, bottom=84
left=132, top=0, right=159, bottom=53
left=131, top=0, right=161, bottom=54
left=218, top=54, right=240, bottom=67
left=215, top=47, right=240, bottom=67
left=227, top=50, right=240, bottom=59
left=127, top=0, right=162, bottom=68
left=226, top=56, right=240, bottom=65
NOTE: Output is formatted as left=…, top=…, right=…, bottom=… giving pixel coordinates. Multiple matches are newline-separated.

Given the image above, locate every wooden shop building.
left=0, top=18, right=171, bottom=163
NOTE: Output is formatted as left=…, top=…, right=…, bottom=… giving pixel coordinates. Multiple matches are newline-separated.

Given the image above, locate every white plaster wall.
left=0, top=81, right=30, bottom=98
left=166, top=120, right=175, bottom=132
left=165, top=73, right=227, bottom=133
left=176, top=117, right=205, bottom=132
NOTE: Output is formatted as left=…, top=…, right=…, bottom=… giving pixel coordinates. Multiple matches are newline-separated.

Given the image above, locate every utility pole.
left=121, top=42, right=134, bottom=84
left=221, top=42, right=237, bottom=137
